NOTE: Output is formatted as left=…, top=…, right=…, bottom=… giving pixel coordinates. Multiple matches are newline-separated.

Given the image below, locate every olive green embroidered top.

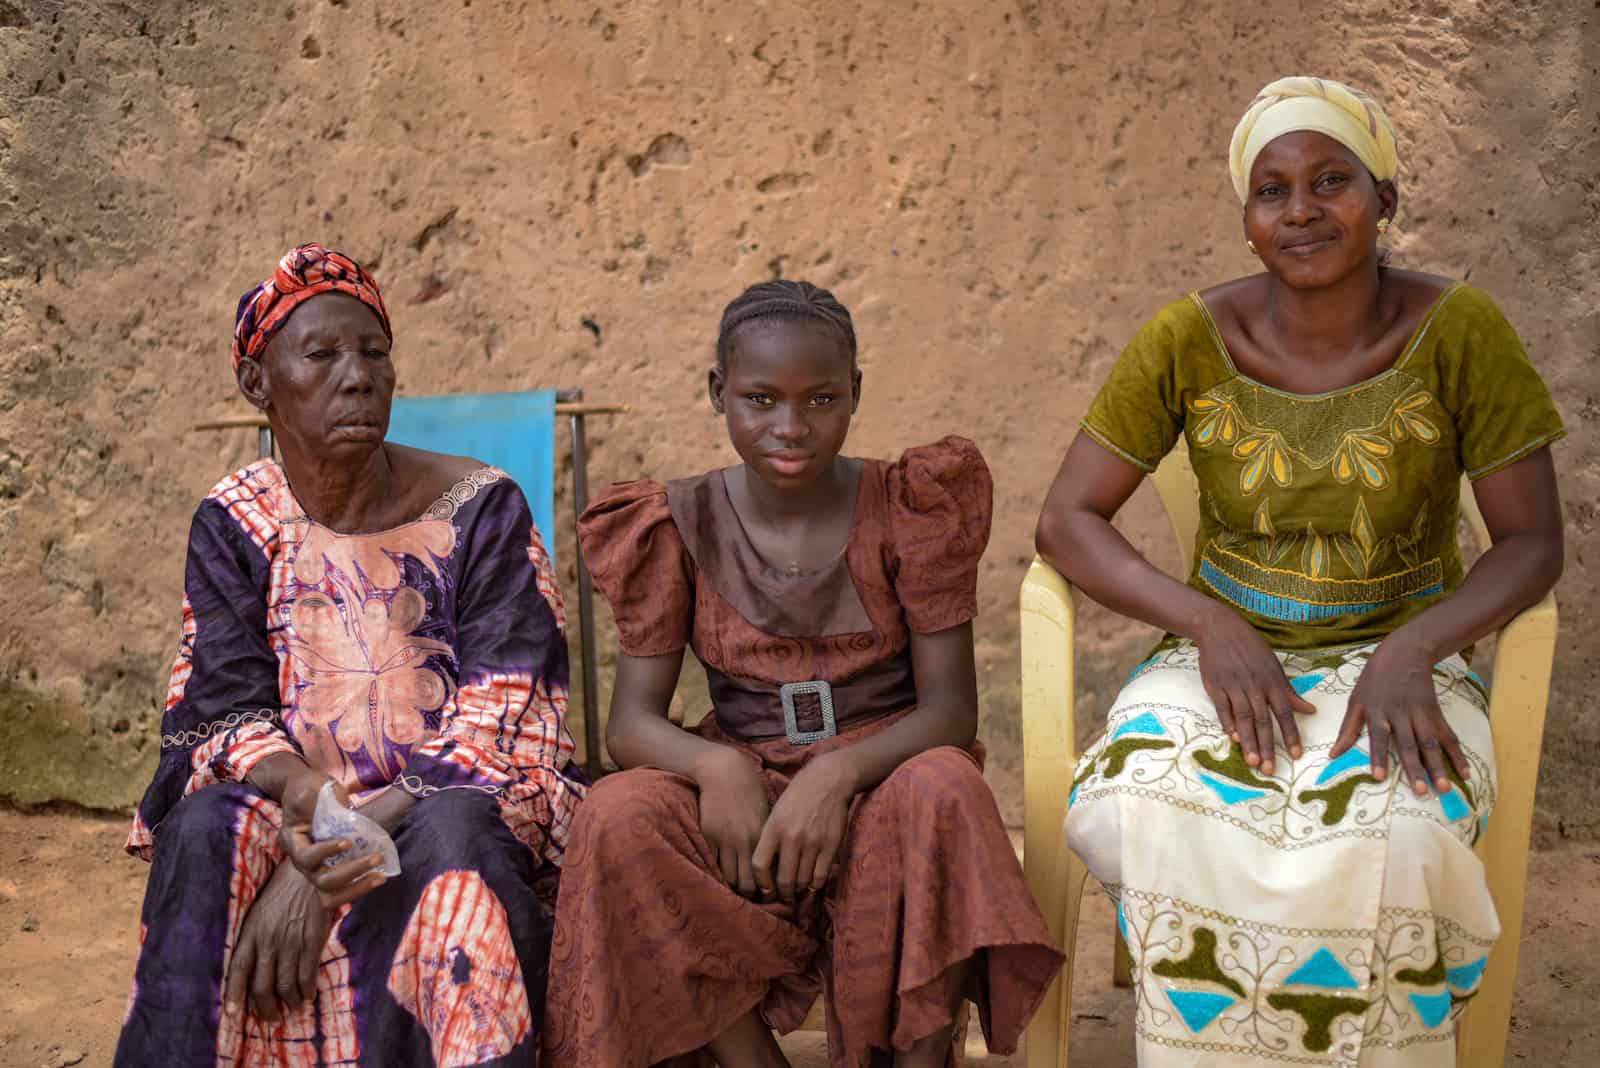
left=1082, top=282, right=1565, bottom=650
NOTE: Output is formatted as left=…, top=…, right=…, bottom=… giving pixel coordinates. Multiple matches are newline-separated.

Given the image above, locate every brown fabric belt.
left=705, top=649, right=918, bottom=744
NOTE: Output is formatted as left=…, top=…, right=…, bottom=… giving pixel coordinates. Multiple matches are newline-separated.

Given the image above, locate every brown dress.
left=541, top=437, right=1063, bottom=1067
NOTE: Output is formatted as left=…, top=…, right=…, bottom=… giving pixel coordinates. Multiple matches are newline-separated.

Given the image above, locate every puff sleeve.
left=577, top=480, right=695, bottom=656
left=884, top=436, right=994, bottom=634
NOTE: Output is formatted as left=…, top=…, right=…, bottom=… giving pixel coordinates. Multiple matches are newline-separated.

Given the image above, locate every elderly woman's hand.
left=281, top=824, right=390, bottom=909
left=274, top=773, right=389, bottom=908
left=224, top=861, right=333, bottom=1022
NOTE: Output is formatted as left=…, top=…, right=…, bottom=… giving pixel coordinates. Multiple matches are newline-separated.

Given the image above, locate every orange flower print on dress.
left=285, top=519, right=459, bottom=783
left=293, top=520, right=456, bottom=590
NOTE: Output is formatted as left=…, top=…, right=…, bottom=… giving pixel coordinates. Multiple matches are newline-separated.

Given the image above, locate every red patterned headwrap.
left=230, top=243, right=392, bottom=371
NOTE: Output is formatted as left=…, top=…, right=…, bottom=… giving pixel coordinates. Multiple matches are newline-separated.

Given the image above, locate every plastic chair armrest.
left=1021, top=557, right=1082, bottom=1068
left=1456, top=591, right=1557, bottom=1067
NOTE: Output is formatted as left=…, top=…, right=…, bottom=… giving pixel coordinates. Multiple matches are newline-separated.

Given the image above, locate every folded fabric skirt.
left=542, top=710, right=1064, bottom=1067
left=1066, top=640, right=1499, bottom=1067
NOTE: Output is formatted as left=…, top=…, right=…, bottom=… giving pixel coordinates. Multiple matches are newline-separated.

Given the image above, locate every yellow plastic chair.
left=1019, top=445, right=1558, bottom=1068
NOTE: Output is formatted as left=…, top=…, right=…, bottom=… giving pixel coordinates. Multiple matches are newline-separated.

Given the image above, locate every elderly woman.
left=115, top=244, right=585, bottom=1066
left=1037, top=78, right=1564, bottom=1065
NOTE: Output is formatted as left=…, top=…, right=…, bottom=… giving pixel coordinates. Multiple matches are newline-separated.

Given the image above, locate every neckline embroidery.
left=277, top=463, right=506, bottom=532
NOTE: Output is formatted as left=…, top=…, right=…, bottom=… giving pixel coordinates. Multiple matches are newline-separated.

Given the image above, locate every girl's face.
left=708, top=318, right=862, bottom=490
left=1243, top=130, right=1396, bottom=291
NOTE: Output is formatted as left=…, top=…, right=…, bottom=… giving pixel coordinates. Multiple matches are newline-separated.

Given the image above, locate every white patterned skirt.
left=1065, top=639, right=1498, bottom=1067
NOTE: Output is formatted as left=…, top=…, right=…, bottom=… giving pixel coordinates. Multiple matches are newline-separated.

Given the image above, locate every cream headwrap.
left=1228, top=77, right=1398, bottom=203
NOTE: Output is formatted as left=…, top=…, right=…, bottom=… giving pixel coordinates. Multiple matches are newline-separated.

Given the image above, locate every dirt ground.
left=1, top=808, right=1595, bottom=1067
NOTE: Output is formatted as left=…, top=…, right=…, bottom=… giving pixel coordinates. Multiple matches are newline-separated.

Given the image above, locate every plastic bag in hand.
left=311, top=781, right=402, bottom=877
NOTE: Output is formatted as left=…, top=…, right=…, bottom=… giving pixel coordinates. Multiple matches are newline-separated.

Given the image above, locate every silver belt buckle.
left=780, top=680, right=837, bottom=745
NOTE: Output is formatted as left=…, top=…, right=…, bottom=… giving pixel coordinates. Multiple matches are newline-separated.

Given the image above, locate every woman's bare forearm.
left=1384, top=450, right=1563, bottom=661
left=819, top=623, right=980, bottom=794
left=247, top=752, right=320, bottom=805
left=1035, top=432, right=1236, bottom=639
left=355, top=786, right=416, bottom=833
left=1036, top=505, right=1229, bottom=639
left=1385, top=531, right=1561, bottom=663
left=821, top=700, right=973, bottom=795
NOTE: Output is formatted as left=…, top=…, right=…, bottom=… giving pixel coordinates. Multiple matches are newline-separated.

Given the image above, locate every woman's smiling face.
left=1244, top=130, right=1397, bottom=290
left=709, top=318, right=861, bottom=492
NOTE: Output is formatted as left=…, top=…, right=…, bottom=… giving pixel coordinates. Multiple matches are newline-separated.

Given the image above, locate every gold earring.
left=1247, top=239, right=1259, bottom=255
left=1377, top=218, right=1390, bottom=234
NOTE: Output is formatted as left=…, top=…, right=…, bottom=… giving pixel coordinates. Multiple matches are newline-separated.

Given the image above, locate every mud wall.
left=1, top=0, right=1595, bottom=830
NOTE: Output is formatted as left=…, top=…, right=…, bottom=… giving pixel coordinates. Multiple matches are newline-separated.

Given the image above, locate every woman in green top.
left=1036, top=77, right=1564, bottom=1066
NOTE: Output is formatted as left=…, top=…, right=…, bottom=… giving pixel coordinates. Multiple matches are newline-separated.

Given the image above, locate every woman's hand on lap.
left=752, top=753, right=854, bottom=902
left=226, top=861, right=335, bottom=1021
left=1333, top=637, right=1466, bottom=796
left=1196, top=606, right=1316, bottom=775
left=693, top=745, right=771, bottom=898
left=282, top=825, right=390, bottom=909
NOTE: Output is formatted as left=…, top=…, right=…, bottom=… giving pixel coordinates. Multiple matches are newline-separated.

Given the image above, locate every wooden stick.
left=192, top=402, right=630, bottom=432
left=559, top=402, right=630, bottom=416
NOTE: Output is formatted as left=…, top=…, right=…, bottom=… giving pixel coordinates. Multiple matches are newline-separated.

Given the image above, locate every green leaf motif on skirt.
left=1149, top=927, right=1246, bottom=997
left=1265, top=992, right=1370, bottom=1052
left=1099, top=736, right=1175, bottom=778
left=1192, top=744, right=1284, bottom=793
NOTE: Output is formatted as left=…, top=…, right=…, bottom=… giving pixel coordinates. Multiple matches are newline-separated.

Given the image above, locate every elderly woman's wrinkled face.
left=1243, top=130, right=1397, bottom=290
left=247, top=292, right=395, bottom=460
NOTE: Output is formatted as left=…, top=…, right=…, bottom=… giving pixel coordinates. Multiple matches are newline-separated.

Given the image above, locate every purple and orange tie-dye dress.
left=116, top=460, right=585, bottom=1067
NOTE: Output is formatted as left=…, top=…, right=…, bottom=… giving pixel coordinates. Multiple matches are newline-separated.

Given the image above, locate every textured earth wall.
left=1, top=0, right=1595, bottom=831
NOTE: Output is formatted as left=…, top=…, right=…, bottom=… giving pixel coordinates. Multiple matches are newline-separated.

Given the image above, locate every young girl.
left=542, top=281, right=1062, bottom=1067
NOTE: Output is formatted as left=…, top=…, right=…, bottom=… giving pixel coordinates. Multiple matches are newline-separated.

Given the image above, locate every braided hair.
left=715, top=280, right=857, bottom=369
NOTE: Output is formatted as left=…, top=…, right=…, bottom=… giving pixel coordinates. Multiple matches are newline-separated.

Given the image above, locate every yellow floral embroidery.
left=1330, top=431, right=1393, bottom=489
left=1185, top=383, right=1439, bottom=493
left=1184, top=380, right=1447, bottom=588
left=1389, top=392, right=1441, bottom=444
left=1396, top=506, right=1430, bottom=568
left=1253, top=500, right=1275, bottom=536
left=1250, top=499, right=1298, bottom=566
left=1191, top=395, right=1243, bottom=448
left=1234, top=431, right=1294, bottom=495
left=1334, top=496, right=1380, bottom=577
left=1302, top=523, right=1330, bottom=579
